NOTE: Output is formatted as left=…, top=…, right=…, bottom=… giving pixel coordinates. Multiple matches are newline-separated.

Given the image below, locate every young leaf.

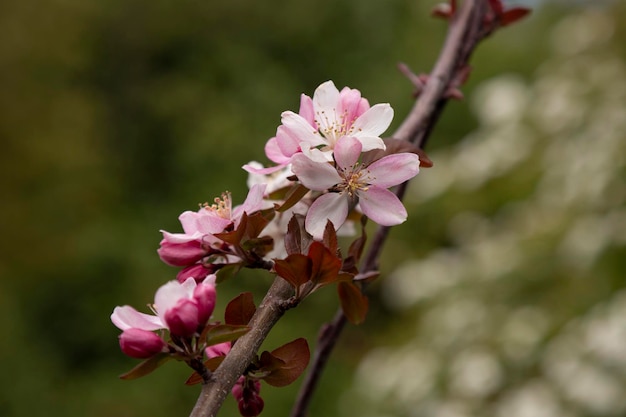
left=205, top=324, right=251, bottom=346
left=274, top=254, right=312, bottom=288
left=243, top=211, right=271, bottom=240
left=119, top=352, right=172, bottom=380
left=258, top=338, right=310, bottom=387
left=322, top=220, right=338, bottom=255
left=225, top=292, right=257, bottom=326
left=276, top=183, right=309, bottom=213
left=308, top=241, right=342, bottom=286
left=338, top=282, right=369, bottom=325
left=284, top=214, right=312, bottom=255
left=215, top=263, right=242, bottom=283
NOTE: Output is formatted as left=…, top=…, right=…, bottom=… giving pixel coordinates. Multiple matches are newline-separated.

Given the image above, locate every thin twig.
left=289, top=1, right=491, bottom=416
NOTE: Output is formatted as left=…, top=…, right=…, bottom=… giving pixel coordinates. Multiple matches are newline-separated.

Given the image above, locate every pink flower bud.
left=118, top=328, right=167, bottom=358
left=205, top=341, right=231, bottom=359
left=176, top=263, right=213, bottom=283
left=233, top=377, right=263, bottom=417
left=164, top=299, right=200, bottom=337
left=158, top=240, right=206, bottom=267
left=193, top=278, right=217, bottom=325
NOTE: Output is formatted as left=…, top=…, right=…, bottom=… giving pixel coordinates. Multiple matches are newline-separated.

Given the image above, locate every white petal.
left=305, top=193, right=349, bottom=240
left=154, top=280, right=194, bottom=319
left=367, top=153, right=420, bottom=188
left=281, top=111, right=324, bottom=147
left=233, top=183, right=267, bottom=222
left=111, top=305, right=164, bottom=331
left=291, top=154, right=341, bottom=190
left=358, top=186, right=407, bottom=226
left=352, top=103, right=394, bottom=138
left=313, top=81, right=340, bottom=116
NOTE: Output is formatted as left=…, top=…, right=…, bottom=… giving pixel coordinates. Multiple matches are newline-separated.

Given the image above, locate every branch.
left=189, top=277, right=293, bottom=417
left=290, top=1, right=491, bottom=416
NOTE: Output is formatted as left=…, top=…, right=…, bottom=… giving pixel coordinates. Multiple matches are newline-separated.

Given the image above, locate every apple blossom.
left=291, top=136, right=420, bottom=239
left=119, top=328, right=167, bottom=358
left=111, top=276, right=217, bottom=339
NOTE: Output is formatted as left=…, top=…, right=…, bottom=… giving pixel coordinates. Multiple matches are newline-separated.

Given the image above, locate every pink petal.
left=242, top=161, right=286, bottom=175
left=264, top=137, right=291, bottom=164
left=298, top=94, right=317, bottom=128
left=232, top=184, right=267, bottom=222
left=305, top=192, right=349, bottom=239
left=358, top=186, right=407, bottom=226
left=352, top=103, right=394, bottom=139
left=160, top=230, right=201, bottom=244
left=281, top=111, right=323, bottom=148
left=334, top=137, right=362, bottom=170
left=111, top=306, right=164, bottom=331
left=291, top=154, right=341, bottom=191
left=367, top=153, right=420, bottom=188
left=154, top=279, right=195, bottom=320
left=354, top=136, right=386, bottom=152
left=275, top=125, right=301, bottom=158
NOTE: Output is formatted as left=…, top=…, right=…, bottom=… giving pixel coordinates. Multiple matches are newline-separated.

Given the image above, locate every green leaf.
left=205, top=324, right=251, bottom=346
left=258, top=338, right=310, bottom=387
left=274, top=254, right=312, bottom=288
left=225, top=292, right=257, bottom=326
left=119, top=352, right=172, bottom=380
left=338, top=281, right=369, bottom=325
left=215, top=263, right=242, bottom=283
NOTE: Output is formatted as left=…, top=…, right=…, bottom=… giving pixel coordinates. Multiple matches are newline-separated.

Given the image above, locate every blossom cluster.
left=110, top=80, right=421, bottom=416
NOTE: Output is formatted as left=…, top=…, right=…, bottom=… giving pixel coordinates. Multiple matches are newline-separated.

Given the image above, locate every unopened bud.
left=119, top=328, right=166, bottom=358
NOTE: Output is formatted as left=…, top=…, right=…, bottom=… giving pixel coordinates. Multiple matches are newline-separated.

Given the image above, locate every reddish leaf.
left=501, top=8, right=531, bottom=26
left=276, top=184, right=309, bottom=213
left=225, top=292, right=257, bottom=326
left=119, top=352, right=172, bottom=380
left=185, top=356, right=225, bottom=385
left=308, top=242, right=342, bottom=286
left=488, top=0, right=503, bottom=15
left=259, top=338, right=310, bottom=387
left=322, top=220, right=338, bottom=255
left=205, top=324, right=251, bottom=346
left=338, top=282, right=369, bottom=325
left=284, top=214, right=312, bottom=255
left=243, top=211, right=271, bottom=240
left=274, top=254, right=312, bottom=288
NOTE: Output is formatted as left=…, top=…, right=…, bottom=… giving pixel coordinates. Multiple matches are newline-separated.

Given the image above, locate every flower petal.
left=111, top=305, right=164, bottom=331
left=305, top=193, right=349, bottom=239
left=334, top=137, right=362, bottom=170
left=352, top=103, right=394, bottom=138
left=298, top=94, right=317, bottom=128
left=232, top=183, right=267, bottom=223
left=366, top=153, right=420, bottom=188
left=154, top=279, right=195, bottom=321
left=313, top=81, right=340, bottom=117
left=291, top=154, right=341, bottom=190
left=358, top=186, right=407, bottom=226
left=281, top=111, right=323, bottom=148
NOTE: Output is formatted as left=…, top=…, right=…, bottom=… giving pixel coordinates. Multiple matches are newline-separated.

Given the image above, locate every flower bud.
left=119, top=328, right=167, bottom=358
left=193, top=277, right=217, bottom=325
left=176, top=263, right=213, bottom=283
left=158, top=240, right=206, bottom=267
left=164, top=299, right=200, bottom=337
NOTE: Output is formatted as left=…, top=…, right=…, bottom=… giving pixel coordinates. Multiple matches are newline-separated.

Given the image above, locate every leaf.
left=205, top=324, right=251, bottom=346
left=241, top=235, right=274, bottom=257
left=243, top=211, right=271, bottom=240
left=274, top=254, right=312, bottom=288
left=501, top=7, right=531, bottom=26
left=225, top=292, right=257, bottom=326
left=119, top=352, right=172, bottom=380
left=215, top=263, right=242, bottom=283
left=322, top=220, right=338, bottom=255
left=284, top=214, right=312, bottom=255
left=308, top=241, right=342, bottom=286
left=258, top=338, right=310, bottom=387
left=338, top=282, right=369, bottom=325
left=185, top=356, right=225, bottom=385
left=276, top=184, right=309, bottom=213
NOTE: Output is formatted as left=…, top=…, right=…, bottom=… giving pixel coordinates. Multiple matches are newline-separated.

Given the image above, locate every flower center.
left=340, top=165, right=370, bottom=197
left=202, top=192, right=232, bottom=219
left=316, top=108, right=358, bottom=146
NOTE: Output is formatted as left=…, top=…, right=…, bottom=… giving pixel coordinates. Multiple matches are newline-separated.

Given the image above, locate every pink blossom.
left=291, top=136, right=420, bottom=239
left=111, top=276, right=217, bottom=338
left=244, top=80, right=393, bottom=174
left=118, top=328, right=167, bottom=358
left=205, top=341, right=231, bottom=359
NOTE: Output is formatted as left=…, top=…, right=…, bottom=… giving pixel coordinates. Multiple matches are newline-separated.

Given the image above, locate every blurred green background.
left=1, top=0, right=625, bottom=416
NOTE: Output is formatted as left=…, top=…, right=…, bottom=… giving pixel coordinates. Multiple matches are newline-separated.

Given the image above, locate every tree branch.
left=191, top=1, right=494, bottom=416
